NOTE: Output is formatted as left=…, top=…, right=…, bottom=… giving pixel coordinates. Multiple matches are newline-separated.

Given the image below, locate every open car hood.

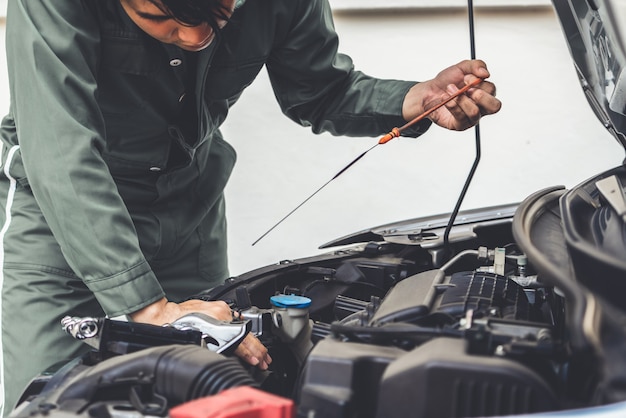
left=552, top=0, right=626, bottom=151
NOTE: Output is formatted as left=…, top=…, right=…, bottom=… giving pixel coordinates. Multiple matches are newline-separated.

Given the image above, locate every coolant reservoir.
left=270, top=294, right=312, bottom=342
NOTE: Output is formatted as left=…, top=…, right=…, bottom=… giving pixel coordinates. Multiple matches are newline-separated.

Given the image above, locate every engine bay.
left=14, top=204, right=622, bottom=418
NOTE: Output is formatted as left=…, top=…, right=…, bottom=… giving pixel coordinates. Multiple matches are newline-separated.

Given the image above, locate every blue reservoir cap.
left=270, top=294, right=312, bottom=309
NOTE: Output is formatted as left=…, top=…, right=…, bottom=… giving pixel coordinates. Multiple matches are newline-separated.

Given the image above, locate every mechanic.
left=0, top=0, right=501, bottom=414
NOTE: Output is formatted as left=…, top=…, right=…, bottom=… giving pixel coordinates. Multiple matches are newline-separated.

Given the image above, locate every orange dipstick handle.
left=378, top=127, right=400, bottom=144
left=378, top=77, right=484, bottom=145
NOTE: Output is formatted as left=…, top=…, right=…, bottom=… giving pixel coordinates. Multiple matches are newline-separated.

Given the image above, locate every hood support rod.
left=443, top=0, right=482, bottom=251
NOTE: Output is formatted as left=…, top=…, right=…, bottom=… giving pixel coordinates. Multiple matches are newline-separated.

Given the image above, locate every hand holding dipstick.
left=379, top=77, right=484, bottom=144
left=251, top=77, right=486, bottom=246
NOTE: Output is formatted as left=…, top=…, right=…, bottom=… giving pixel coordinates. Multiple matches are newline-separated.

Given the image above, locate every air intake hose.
left=54, top=345, right=257, bottom=409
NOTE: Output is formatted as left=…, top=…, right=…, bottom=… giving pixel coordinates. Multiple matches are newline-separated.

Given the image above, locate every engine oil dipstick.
left=251, top=77, right=484, bottom=246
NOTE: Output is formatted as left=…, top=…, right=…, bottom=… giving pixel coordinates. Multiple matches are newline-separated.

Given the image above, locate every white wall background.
left=0, top=4, right=623, bottom=278
left=221, top=6, right=623, bottom=275
left=329, top=0, right=551, bottom=9
left=0, top=0, right=557, bottom=16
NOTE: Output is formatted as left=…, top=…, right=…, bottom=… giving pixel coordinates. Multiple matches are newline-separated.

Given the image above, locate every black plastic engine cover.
left=297, top=339, right=405, bottom=418
left=297, top=338, right=558, bottom=418
left=374, top=338, right=558, bottom=418
left=369, top=269, right=530, bottom=326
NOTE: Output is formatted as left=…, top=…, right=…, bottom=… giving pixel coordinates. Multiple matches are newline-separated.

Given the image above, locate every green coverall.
left=0, top=0, right=431, bottom=413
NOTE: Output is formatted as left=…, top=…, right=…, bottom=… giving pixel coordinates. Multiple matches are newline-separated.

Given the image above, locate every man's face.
left=119, top=0, right=234, bottom=52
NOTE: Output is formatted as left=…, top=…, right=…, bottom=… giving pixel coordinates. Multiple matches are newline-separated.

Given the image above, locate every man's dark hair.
left=148, top=0, right=231, bottom=30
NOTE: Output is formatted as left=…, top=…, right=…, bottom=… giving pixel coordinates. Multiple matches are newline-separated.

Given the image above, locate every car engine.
left=14, top=202, right=619, bottom=418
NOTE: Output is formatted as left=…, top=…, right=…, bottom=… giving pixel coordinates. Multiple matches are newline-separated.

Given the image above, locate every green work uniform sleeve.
left=266, top=0, right=432, bottom=138
left=4, top=0, right=165, bottom=317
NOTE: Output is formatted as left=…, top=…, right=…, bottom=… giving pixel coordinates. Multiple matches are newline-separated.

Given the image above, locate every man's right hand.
left=129, top=297, right=272, bottom=370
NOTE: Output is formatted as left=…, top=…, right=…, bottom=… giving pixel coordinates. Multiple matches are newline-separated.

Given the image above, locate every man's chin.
left=177, top=37, right=215, bottom=52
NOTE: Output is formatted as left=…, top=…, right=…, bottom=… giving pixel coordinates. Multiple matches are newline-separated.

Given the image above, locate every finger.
left=465, top=82, right=502, bottom=116
left=235, top=335, right=270, bottom=370
left=234, top=342, right=260, bottom=367
left=452, top=59, right=490, bottom=80
left=442, top=85, right=481, bottom=129
left=468, top=59, right=490, bottom=79
left=464, top=75, right=496, bottom=96
left=203, top=301, right=232, bottom=321
left=258, top=351, right=273, bottom=370
left=231, top=309, right=241, bottom=321
left=177, top=299, right=233, bottom=322
left=245, top=335, right=269, bottom=363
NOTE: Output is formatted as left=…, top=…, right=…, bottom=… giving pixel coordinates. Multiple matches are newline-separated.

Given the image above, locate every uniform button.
left=169, top=58, right=183, bottom=67
left=149, top=167, right=162, bottom=172
left=179, top=93, right=186, bottom=102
